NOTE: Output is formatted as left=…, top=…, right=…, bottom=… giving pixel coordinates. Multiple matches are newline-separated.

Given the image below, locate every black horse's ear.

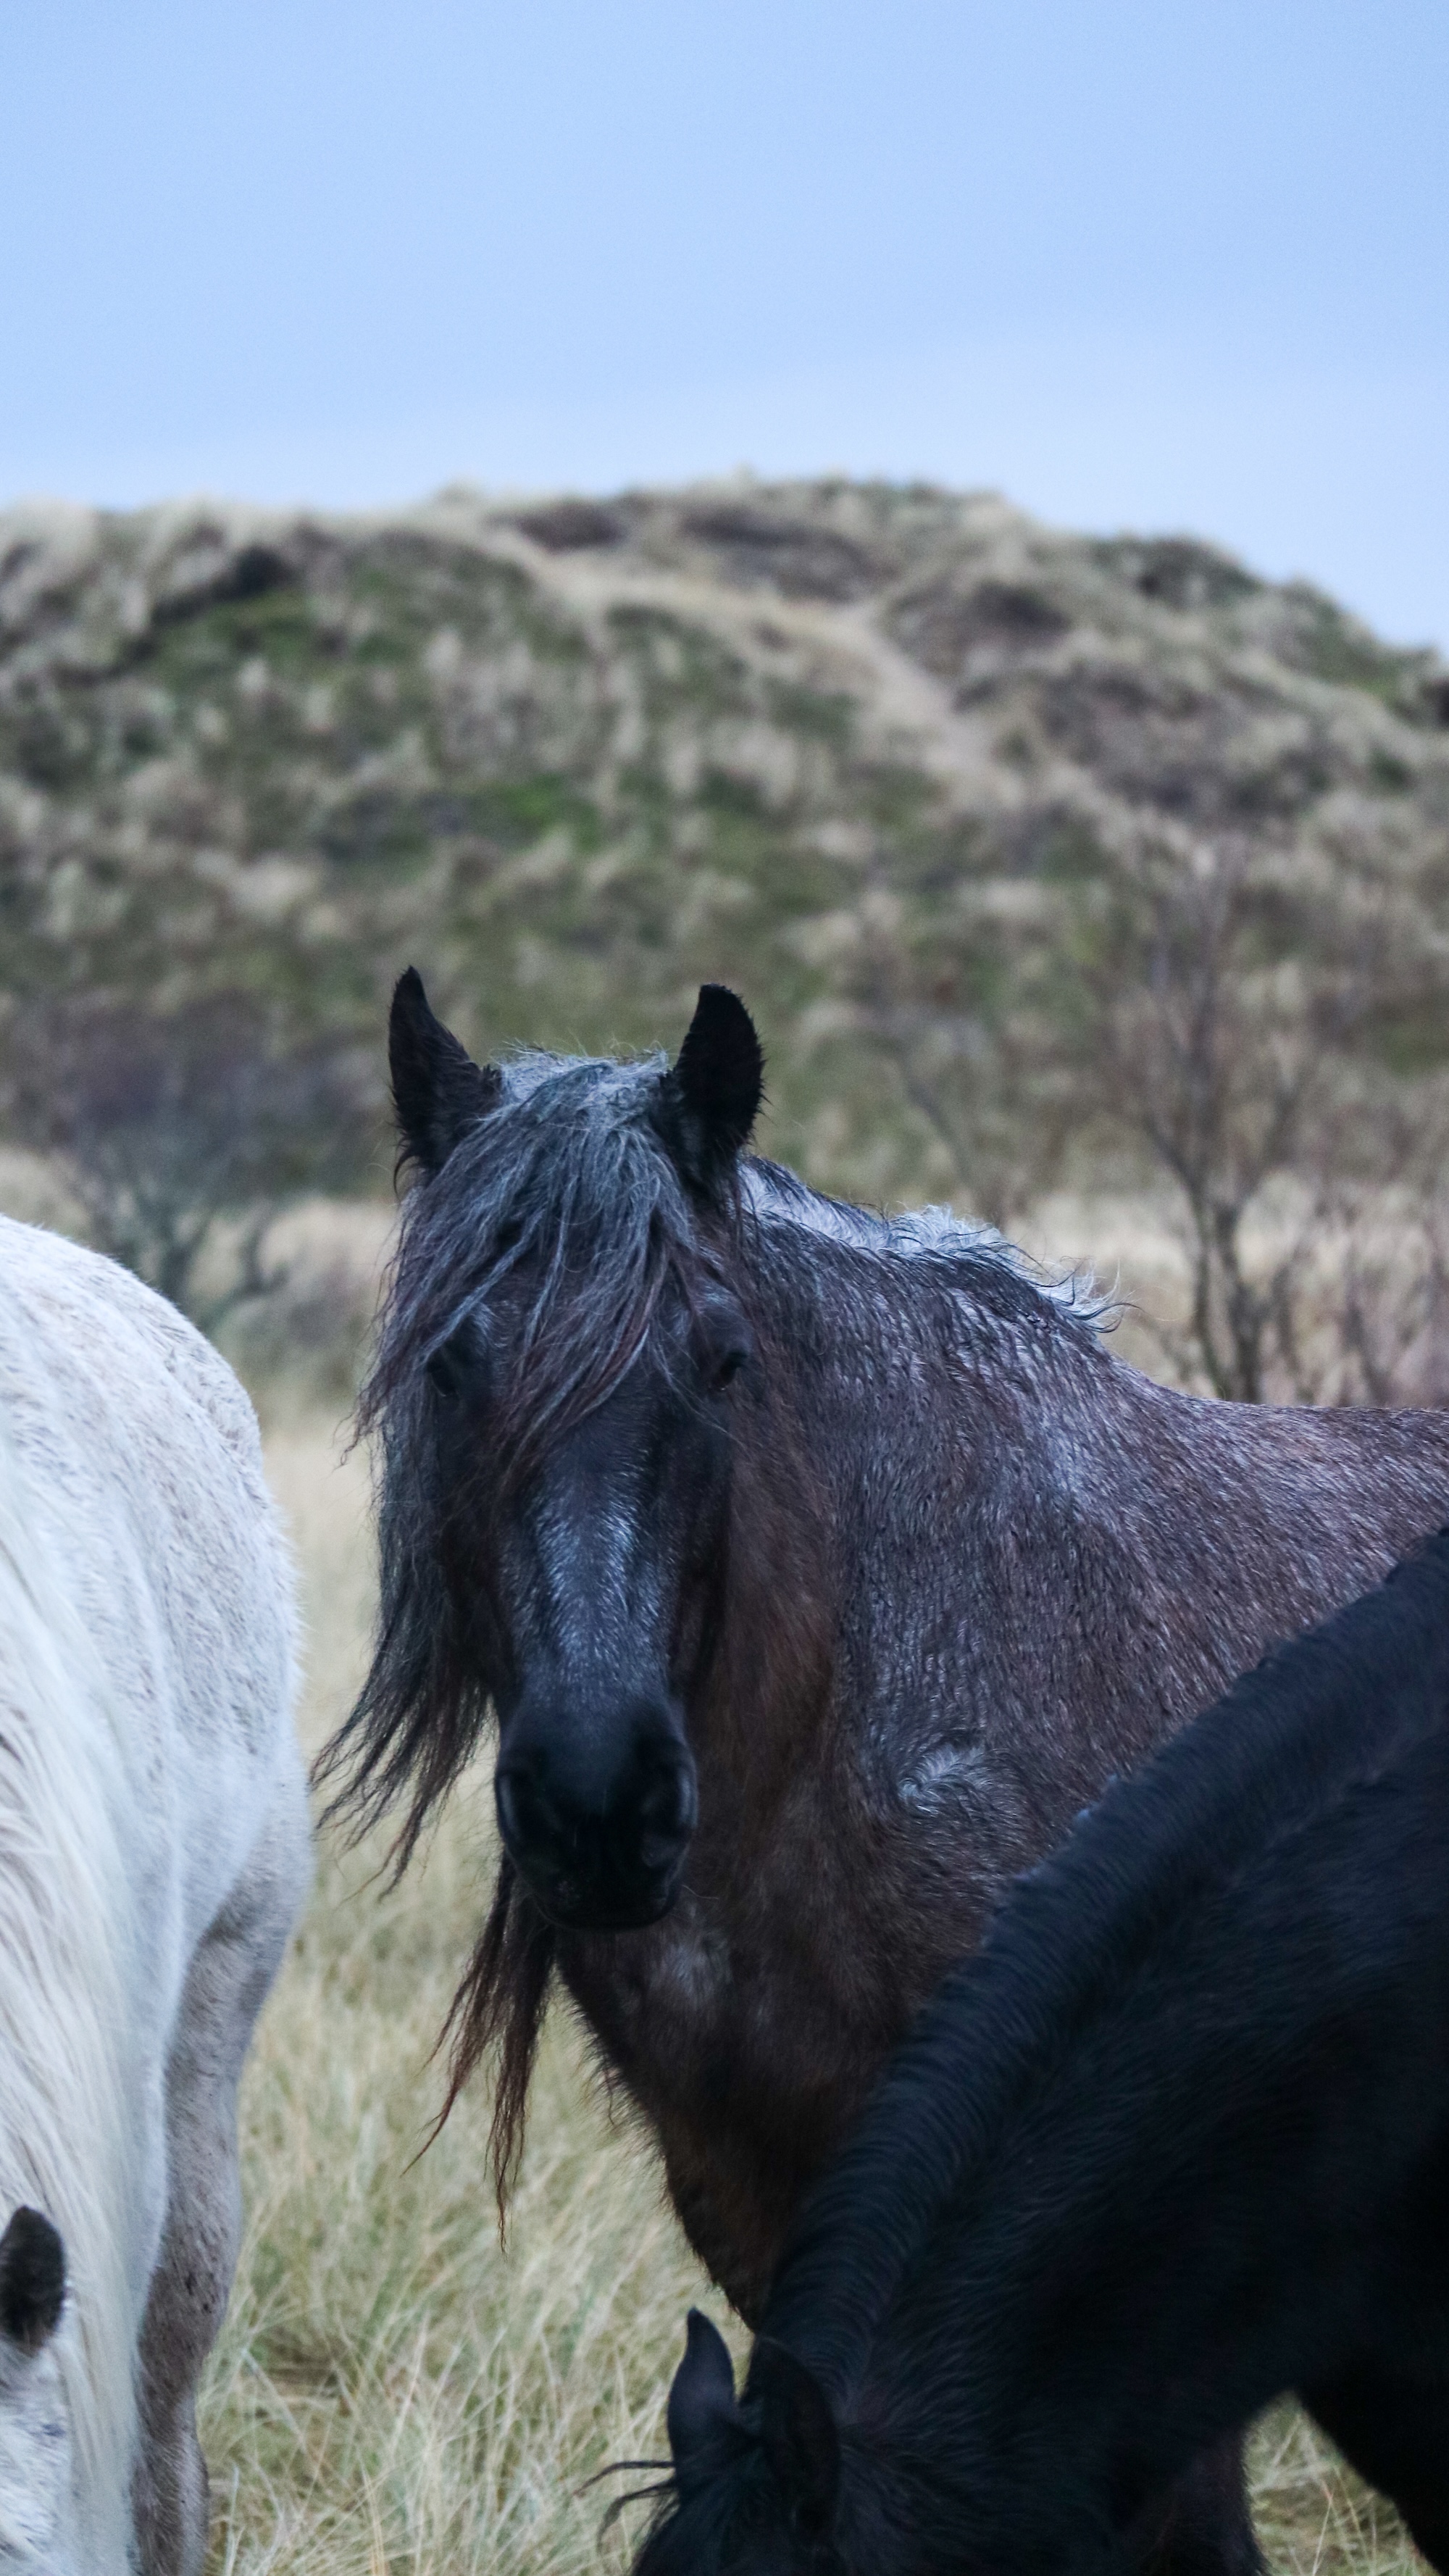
left=750, top=2340, right=840, bottom=2539
left=389, top=968, right=502, bottom=1177
left=655, top=985, right=764, bottom=1196
left=0, top=2208, right=65, bottom=2355
left=667, top=2309, right=738, bottom=2483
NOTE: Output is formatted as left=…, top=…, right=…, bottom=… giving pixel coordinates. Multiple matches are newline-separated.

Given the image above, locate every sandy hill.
left=3, top=478, right=1447, bottom=1204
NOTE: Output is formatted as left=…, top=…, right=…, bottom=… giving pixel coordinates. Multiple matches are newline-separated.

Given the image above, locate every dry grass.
left=201, top=1412, right=739, bottom=2575
left=1250, top=2409, right=1419, bottom=2576
left=196, top=1409, right=1421, bottom=2574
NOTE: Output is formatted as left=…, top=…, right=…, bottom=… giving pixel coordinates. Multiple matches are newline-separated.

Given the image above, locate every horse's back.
left=0, top=1217, right=302, bottom=1914
left=0, top=1207, right=309, bottom=2132
left=0, top=1219, right=309, bottom=2569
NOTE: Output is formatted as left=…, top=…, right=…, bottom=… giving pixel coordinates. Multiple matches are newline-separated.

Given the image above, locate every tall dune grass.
left=203, top=1414, right=740, bottom=2575
left=198, top=1411, right=1418, bottom=2575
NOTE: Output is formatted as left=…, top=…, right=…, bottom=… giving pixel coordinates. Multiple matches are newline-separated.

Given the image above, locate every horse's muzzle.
left=493, top=1702, right=698, bottom=1932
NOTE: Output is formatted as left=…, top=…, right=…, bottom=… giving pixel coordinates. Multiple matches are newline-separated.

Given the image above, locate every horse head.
left=633, top=2306, right=842, bottom=2575
left=383, top=972, right=764, bottom=1934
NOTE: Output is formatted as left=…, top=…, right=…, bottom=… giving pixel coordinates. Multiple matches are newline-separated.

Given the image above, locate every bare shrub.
left=1281, top=1172, right=1449, bottom=1409
left=852, top=812, right=1449, bottom=1406
left=2, top=994, right=375, bottom=1330
left=1080, top=834, right=1449, bottom=1402
left=224, top=1200, right=394, bottom=1403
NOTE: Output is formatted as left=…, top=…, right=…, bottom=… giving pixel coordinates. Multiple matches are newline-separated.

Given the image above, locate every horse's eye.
left=700, top=1317, right=753, bottom=1393
left=425, top=1318, right=488, bottom=1401
left=694, top=1294, right=753, bottom=1393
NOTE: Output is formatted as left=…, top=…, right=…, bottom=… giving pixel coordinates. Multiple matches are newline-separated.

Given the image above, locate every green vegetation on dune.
left=4, top=478, right=1447, bottom=1215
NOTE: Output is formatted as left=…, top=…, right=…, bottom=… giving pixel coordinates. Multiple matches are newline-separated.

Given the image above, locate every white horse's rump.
left=0, top=1217, right=310, bottom=2573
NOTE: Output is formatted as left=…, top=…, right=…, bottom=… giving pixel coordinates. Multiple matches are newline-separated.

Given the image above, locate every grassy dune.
left=198, top=1412, right=1419, bottom=2574
left=7, top=482, right=1449, bottom=1233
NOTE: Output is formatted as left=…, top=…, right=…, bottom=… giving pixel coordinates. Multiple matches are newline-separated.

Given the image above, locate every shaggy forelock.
left=323, top=1049, right=711, bottom=1862
left=374, top=1049, right=703, bottom=1477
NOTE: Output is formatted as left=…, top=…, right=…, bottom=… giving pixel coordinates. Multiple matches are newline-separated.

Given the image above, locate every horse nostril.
left=635, top=1745, right=698, bottom=1867
left=494, top=1767, right=525, bottom=1855
left=496, top=1763, right=557, bottom=1864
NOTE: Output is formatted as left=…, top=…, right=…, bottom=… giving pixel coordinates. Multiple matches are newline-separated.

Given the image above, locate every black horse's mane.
left=316, top=1041, right=1110, bottom=2203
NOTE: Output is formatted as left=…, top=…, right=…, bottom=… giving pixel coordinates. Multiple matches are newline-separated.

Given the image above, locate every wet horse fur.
left=638, top=1533, right=1449, bottom=2576
left=324, top=973, right=1449, bottom=2576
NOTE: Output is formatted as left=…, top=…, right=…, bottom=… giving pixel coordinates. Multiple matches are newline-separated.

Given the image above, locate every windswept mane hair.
left=320, top=1021, right=1111, bottom=2208
left=317, top=1048, right=736, bottom=2199
left=0, top=1416, right=137, bottom=2561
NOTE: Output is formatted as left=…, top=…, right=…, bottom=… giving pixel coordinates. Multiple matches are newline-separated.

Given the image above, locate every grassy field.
left=196, top=1406, right=1421, bottom=2575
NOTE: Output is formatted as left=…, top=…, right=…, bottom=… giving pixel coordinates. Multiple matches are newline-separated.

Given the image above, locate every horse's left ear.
left=389, top=968, right=503, bottom=1177
left=749, top=2339, right=840, bottom=2538
left=667, top=2309, right=738, bottom=2488
left=655, top=985, right=764, bottom=1196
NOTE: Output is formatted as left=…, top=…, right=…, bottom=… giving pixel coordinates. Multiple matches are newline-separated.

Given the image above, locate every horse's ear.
left=655, top=985, right=764, bottom=1196
left=0, top=2209, right=64, bottom=2356
left=750, top=2339, right=840, bottom=2538
left=389, top=968, right=502, bottom=1177
left=667, top=2309, right=738, bottom=2485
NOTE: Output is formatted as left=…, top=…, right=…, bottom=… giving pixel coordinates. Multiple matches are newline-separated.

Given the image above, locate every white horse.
left=0, top=1216, right=310, bottom=2572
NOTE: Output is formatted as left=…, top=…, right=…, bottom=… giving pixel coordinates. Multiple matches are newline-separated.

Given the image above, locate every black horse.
left=323, top=973, right=1449, bottom=2576
left=639, top=1533, right=1449, bottom=2576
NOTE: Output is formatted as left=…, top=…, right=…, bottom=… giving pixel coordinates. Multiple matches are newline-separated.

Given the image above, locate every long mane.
left=320, top=1051, right=714, bottom=1850
left=320, top=1044, right=1110, bottom=2204
left=320, top=1050, right=732, bottom=2198
left=0, top=1417, right=138, bottom=2565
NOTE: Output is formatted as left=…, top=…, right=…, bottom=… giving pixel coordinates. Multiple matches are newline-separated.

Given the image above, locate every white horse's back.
left=0, top=1217, right=310, bottom=2572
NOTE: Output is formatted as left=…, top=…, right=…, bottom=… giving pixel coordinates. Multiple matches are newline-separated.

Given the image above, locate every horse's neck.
left=611, top=1265, right=1449, bottom=2313
left=737, top=1285, right=1449, bottom=1870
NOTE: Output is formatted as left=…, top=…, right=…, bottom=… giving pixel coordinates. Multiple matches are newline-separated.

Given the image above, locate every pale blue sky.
left=2, top=1, right=1446, bottom=642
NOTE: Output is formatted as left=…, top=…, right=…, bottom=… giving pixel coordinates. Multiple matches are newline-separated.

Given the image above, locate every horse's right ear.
left=655, top=985, right=764, bottom=1198
left=667, top=2309, right=738, bottom=2487
left=388, top=968, right=502, bottom=1177
left=0, top=2209, right=64, bottom=2356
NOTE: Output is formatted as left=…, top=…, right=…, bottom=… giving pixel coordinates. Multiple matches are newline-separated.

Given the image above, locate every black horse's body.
left=327, top=976, right=1449, bottom=2576
left=640, top=1536, right=1449, bottom=2576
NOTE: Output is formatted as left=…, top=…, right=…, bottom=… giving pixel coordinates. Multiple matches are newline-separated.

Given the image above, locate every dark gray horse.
left=323, top=974, right=1449, bottom=2576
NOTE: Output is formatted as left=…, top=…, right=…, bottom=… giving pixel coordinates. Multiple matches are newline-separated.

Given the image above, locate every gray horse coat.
left=0, top=1217, right=309, bottom=2574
